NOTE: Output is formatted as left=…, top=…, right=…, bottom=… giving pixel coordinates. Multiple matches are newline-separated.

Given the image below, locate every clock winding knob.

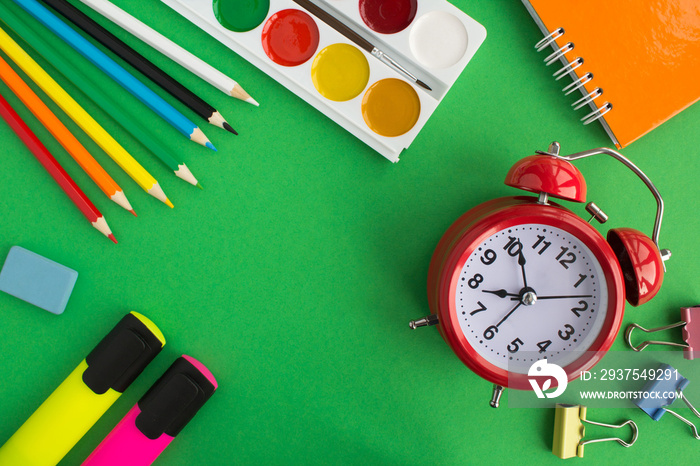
left=409, top=314, right=439, bottom=329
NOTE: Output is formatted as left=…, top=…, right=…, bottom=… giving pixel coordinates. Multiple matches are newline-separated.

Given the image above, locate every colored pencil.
left=40, top=0, right=237, bottom=135
left=0, top=54, right=134, bottom=214
left=77, top=0, right=259, bottom=106
left=11, top=0, right=216, bottom=150
left=0, top=25, right=174, bottom=207
left=0, top=91, right=116, bottom=242
left=0, top=3, right=200, bottom=187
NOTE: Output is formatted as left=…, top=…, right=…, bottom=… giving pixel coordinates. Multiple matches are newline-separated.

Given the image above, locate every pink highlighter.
left=83, top=355, right=217, bottom=466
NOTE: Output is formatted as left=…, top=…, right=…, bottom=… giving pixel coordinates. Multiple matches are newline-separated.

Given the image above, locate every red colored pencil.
left=0, top=91, right=117, bottom=243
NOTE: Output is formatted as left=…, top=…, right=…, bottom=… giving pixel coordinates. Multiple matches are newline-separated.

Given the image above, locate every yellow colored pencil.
left=0, top=54, right=134, bottom=214
left=0, top=25, right=173, bottom=207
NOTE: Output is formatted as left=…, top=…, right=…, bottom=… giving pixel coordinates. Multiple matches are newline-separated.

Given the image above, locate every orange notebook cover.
left=522, top=0, right=700, bottom=148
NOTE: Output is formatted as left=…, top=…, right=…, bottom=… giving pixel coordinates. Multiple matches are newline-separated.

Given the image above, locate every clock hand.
left=483, top=289, right=520, bottom=298
left=496, top=301, right=523, bottom=328
left=510, top=294, right=593, bottom=300
left=518, top=248, right=528, bottom=288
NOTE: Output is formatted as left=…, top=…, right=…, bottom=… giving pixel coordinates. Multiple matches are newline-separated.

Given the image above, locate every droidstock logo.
left=528, top=359, right=568, bottom=398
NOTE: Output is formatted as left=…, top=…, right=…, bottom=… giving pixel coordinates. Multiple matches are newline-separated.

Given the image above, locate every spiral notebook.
left=522, top=0, right=700, bottom=148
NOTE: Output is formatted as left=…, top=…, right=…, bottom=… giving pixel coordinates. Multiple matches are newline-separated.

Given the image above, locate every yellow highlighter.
left=0, top=312, right=165, bottom=466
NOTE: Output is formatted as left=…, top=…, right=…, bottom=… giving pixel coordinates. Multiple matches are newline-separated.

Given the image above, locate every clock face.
left=454, top=223, right=609, bottom=375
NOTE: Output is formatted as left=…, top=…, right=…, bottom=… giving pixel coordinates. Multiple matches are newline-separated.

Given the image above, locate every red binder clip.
left=625, top=306, right=700, bottom=360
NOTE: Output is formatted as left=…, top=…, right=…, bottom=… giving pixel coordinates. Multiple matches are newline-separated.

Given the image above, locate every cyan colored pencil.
left=0, top=2, right=200, bottom=186
left=11, top=0, right=216, bottom=150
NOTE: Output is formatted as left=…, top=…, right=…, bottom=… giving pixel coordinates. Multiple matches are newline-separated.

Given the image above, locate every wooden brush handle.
left=291, top=0, right=374, bottom=53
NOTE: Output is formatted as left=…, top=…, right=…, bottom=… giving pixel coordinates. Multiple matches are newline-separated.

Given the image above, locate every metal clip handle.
left=665, top=394, right=700, bottom=439
left=625, top=321, right=688, bottom=352
left=579, top=418, right=639, bottom=448
left=664, top=410, right=700, bottom=439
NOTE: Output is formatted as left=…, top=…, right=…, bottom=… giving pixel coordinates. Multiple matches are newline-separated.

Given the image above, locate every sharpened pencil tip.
left=206, top=141, right=217, bottom=151
left=223, top=122, right=238, bottom=135
left=130, top=209, right=137, bottom=217
left=175, top=164, right=199, bottom=186
left=165, top=199, right=174, bottom=209
left=197, top=182, right=204, bottom=190
left=109, top=234, right=118, bottom=244
left=231, top=84, right=258, bottom=106
left=416, top=79, right=432, bottom=91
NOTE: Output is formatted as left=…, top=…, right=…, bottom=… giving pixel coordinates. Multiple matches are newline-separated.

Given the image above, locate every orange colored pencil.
left=0, top=90, right=116, bottom=242
left=0, top=54, right=134, bottom=214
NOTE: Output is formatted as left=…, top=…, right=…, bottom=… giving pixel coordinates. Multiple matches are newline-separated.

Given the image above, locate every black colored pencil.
left=40, top=0, right=237, bottom=134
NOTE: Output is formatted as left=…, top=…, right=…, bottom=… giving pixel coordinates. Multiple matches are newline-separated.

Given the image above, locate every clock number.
left=537, top=340, right=552, bottom=353
left=571, top=300, right=589, bottom=318
left=480, top=249, right=497, bottom=265
left=470, top=301, right=487, bottom=316
left=532, top=235, right=551, bottom=255
left=503, top=236, right=522, bottom=257
left=555, top=247, right=577, bottom=269
left=468, top=273, right=484, bottom=289
left=483, top=325, right=499, bottom=340
left=574, top=274, right=588, bottom=288
left=558, top=324, right=575, bottom=340
left=507, top=338, right=524, bottom=353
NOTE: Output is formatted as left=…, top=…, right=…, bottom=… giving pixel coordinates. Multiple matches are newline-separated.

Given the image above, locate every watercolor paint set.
left=161, top=0, right=486, bottom=162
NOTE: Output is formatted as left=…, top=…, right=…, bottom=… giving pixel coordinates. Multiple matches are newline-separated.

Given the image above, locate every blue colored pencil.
left=11, top=0, right=216, bottom=150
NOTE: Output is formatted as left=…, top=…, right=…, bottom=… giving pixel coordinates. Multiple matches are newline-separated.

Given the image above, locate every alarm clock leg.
left=409, top=314, right=439, bottom=329
left=490, top=385, right=504, bottom=408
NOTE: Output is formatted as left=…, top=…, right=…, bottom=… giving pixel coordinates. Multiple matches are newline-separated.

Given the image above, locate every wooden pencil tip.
left=111, top=191, right=134, bottom=212
left=197, top=182, right=204, bottom=190
left=109, top=234, right=118, bottom=244
left=130, top=209, right=137, bottom=217
left=190, top=127, right=216, bottom=150
left=166, top=199, right=175, bottom=209
left=223, top=122, right=238, bottom=135
left=175, top=164, right=199, bottom=186
left=231, top=84, right=259, bottom=106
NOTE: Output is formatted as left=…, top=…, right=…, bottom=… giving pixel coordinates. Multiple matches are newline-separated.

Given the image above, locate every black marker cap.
left=135, top=356, right=217, bottom=439
left=83, top=312, right=165, bottom=394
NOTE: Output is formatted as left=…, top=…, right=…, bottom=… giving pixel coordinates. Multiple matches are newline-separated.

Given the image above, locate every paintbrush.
left=292, top=0, right=431, bottom=91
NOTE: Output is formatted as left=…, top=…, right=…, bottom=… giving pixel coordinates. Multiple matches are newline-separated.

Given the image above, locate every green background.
left=0, top=0, right=698, bottom=464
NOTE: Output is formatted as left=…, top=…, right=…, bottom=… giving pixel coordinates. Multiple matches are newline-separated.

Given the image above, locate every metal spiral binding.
left=544, top=42, right=574, bottom=65
left=573, top=88, right=603, bottom=110
left=553, top=58, right=583, bottom=81
left=563, top=73, right=593, bottom=95
left=582, top=103, right=612, bottom=125
left=536, top=28, right=611, bottom=124
left=535, top=28, right=564, bottom=51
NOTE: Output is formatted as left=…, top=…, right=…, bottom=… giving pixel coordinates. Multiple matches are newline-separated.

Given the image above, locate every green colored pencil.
left=0, top=2, right=200, bottom=186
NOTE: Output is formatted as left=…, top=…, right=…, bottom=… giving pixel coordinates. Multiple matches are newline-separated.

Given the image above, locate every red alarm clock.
left=410, top=142, right=670, bottom=406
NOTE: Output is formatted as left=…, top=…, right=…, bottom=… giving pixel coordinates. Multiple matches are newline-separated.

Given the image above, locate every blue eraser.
left=0, top=246, right=78, bottom=315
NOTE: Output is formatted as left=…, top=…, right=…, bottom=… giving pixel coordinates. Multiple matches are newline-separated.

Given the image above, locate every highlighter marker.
left=0, top=312, right=165, bottom=466
left=83, top=355, right=217, bottom=466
